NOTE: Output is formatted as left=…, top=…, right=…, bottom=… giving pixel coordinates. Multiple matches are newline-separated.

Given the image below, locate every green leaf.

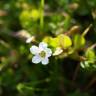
left=50, top=37, right=59, bottom=47
left=43, top=36, right=59, bottom=48
left=19, top=10, right=33, bottom=29
left=73, top=34, right=85, bottom=49
left=85, top=49, right=95, bottom=60
left=43, top=36, right=53, bottom=44
left=16, top=83, right=25, bottom=93
left=63, top=16, right=71, bottom=30
left=58, top=34, right=72, bottom=49
left=30, top=9, right=40, bottom=21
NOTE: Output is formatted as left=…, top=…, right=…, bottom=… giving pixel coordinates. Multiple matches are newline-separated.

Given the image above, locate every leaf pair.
left=43, top=34, right=72, bottom=49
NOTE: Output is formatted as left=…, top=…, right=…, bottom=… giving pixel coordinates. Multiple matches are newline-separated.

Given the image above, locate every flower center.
left=39, top=51, right=46, bottom=58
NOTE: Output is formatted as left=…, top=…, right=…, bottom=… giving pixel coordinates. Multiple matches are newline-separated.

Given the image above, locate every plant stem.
left=84, top=77, right=96, bottom=90
left=71, top=63, right=80, bottom=86
left=82, top=24, right=92, bottom=37
left=40, top=0, right=44, bottom=31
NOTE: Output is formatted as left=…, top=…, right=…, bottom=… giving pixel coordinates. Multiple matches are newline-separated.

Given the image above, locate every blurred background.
left=0, top=0, right=96, bottom=96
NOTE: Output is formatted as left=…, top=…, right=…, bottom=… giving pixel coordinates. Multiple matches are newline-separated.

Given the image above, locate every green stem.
left=40, top=0, right=44, bottom=31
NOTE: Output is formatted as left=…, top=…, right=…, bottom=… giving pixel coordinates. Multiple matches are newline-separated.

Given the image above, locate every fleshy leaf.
left=50, top=37, right=59, bottom=47
left=85, top=49, right=95, bottom=60
left=73, top=34, right=85, bottom=49
left=58, top=34, right=72, bottom=49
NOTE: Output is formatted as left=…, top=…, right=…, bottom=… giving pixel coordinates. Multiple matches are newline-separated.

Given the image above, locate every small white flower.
left=30, top=42, right=52, bottom=65
left=53, top=47, right=63, bottom=56
left=26, top=36, right=35, bottom=43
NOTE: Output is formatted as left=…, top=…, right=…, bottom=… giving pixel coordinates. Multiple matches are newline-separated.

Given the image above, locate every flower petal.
left=30, top=45, right=39, bottom=54
left=45, top=48, right=52, bottom=57
left=32, top=55, right=41, bottom=64
left=39, top=42, right=48, bottom=50
left=41, top=58, right=49, bottom=65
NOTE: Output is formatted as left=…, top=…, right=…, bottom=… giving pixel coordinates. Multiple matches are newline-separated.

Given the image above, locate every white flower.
left=30, top=42, right=52, bottom=65
left=26, top=36, right=35, bottom=43
left=53, top=47, right=63, bottom=56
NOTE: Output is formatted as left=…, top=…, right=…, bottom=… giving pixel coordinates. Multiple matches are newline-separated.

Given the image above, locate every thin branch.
left=88, top=43, right=96, bottom=49
left=44, top=12, right=69, bottom=17
left=84, top=77, right=96, bottom=90
left=82, top=24, right=92, bottom=37
left=65, top=25, right=80, bottom=36
left=71, top=63, right=80, bottom=84
left=59, top=78, right=66, bottom=96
